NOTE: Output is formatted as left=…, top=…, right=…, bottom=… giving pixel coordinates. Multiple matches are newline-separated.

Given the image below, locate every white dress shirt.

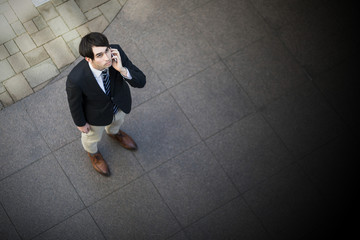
left=88, top=62, right=132, bottom=93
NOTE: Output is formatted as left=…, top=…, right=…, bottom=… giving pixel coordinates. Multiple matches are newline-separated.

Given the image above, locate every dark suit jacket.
left=66, top=44, right=146, bottom=127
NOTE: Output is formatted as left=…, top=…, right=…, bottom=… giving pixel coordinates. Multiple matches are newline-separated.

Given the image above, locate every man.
left=66, top=32, right=146, bottom=177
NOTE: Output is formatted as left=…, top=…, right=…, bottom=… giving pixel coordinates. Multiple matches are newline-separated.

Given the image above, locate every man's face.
left=86, top=46, right=112, bottom=70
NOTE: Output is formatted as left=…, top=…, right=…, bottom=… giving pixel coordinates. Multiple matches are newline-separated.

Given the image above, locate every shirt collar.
left=88, top=62, right=107, bottom=78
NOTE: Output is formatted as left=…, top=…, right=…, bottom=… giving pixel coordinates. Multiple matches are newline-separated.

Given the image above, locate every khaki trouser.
left=81, top=111, right=126, bottom=154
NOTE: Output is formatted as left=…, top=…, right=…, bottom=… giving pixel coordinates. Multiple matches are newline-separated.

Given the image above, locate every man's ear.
left=84, top=57, right=92, bottom=63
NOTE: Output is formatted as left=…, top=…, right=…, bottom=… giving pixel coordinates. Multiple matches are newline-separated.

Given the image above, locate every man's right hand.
left=77, top=123, right=90, bottom=134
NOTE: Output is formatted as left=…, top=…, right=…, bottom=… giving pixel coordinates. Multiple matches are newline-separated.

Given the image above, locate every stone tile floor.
left=0, top=0, right=356, bottom=239
left=0, top=0, right=126, bottom=109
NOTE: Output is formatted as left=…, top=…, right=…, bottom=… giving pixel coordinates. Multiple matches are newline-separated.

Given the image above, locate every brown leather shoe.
left=108, top=130, right=138, bottom=150
left=88, top=152, right=110, bottom=176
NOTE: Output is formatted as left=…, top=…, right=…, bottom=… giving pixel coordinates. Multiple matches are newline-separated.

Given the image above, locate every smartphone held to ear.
left=111, top=53, right=117, bottom=62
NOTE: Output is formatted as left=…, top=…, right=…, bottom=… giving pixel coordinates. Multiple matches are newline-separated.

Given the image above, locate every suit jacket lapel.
left=83, top=62, right=108, bottom=96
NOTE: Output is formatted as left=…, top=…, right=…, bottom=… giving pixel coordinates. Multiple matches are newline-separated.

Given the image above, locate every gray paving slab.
left=167, top=231, right=188, bottom=240
left=98, top=0, right=121, bottom=22
left=206, top=113, right=294, bottom=193
left=67, top=37, right=81, bottom=57
left=23, top=20, right=38, bottom=34
left=23, top=58, right=59, bottom=88
left=88, top=175, right=181, bottom=239
left=32, top=27, right=55, bottom=46
left=0, top=154, right=84, bottom=239
left=4, top=40, right=19, bottom=55
left=10, top=20, right=26, bottom=35
left=32, top=210, right=105, bottom=240
left=297, top=134, right=356, bottom=206
left=122, top=92, right=201, bottom=171
left=130, top=64, right=166, bottom=108
left=250, top=0, right=325, bottom=30
left=0, top=91, right=13, bottom=107
left=0, top=14, right=16, bottom=44
left=43, top=37, right=75, bottom=69
left=225, top=35, right=309, bottom=107
left=62, top=29, right=80, bottom=42
left=14, top=33, right=36, bottom=53
left=75, top=0, right=107, bottom=12
left=184, top=197, right=270, bottom=240
left=86, top=15, right=108, bottom=33
left=0, top=1, right=18, bottom=24
left=54, top=139, right=144, bottom=206
left=8, top=0, right=39, bottom=22
left=76, top=24, right=90, bottom=37
left=277, top=4, right=351, bottom=77
left=261, top=81, right=346, bottom=158
left=21, top=78, right=78, bottom=151
left=33, top=15, right=48, bottom=30
left=136, top=14, right=219, bottom=88
left=84, top=8, right=102, bottom=21
left=37, top=1, right=59, bottom=21
left=51, top=0, right=66, bottom=6
left=282, top=3, right=342, bottom=46
left=0, top=44, right=10, bottom=60
left=313, top=60, right=356, bottom=128
left=56, top=0, right=87, bottom=29
left=47, top=16, right=69, bottom=37
left=24, top=46, right=49, bottom=66
left=180, top=0, right=212, bottom=11
left=170, top=61, right=254, bottom=139
left=6, top=51, right=30, bottom=73
left=0, top=101, right=50, bottom=179
left=243, top=163, right=326, bottom=240
left=0, top=205, right=21, bottom=240
left=189, top=0, right=268, bottom=58
left=149, top=143, right=239, bottom=226
left=3, top=73, right=33, bottom=102
left=116, top=0, right=188, bottom=40
left=0, top=59, right=15, bottom=82
left=0, top=83, right=5, bottom=94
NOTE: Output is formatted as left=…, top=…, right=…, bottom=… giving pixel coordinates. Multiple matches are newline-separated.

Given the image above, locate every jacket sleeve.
left=115, top=44, right=146, bottom=88
left=66, top=77, right=86, bottom=127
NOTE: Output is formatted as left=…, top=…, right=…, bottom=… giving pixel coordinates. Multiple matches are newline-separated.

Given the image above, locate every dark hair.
left=79, top=32, right=110, bottom=59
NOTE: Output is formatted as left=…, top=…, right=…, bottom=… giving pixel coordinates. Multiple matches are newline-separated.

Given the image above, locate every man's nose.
left=104, top=53, right=111, bottom=60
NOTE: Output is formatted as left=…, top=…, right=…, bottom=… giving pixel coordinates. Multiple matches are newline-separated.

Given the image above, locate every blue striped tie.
left=101, top=69, right=119, bottom=114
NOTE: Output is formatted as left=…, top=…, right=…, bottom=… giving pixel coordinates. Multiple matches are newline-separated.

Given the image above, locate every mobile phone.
left=111, top=53, right=117, bottom=62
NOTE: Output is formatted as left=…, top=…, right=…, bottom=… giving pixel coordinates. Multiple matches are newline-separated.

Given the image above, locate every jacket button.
left=111, top=97, right=114, bottom=100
